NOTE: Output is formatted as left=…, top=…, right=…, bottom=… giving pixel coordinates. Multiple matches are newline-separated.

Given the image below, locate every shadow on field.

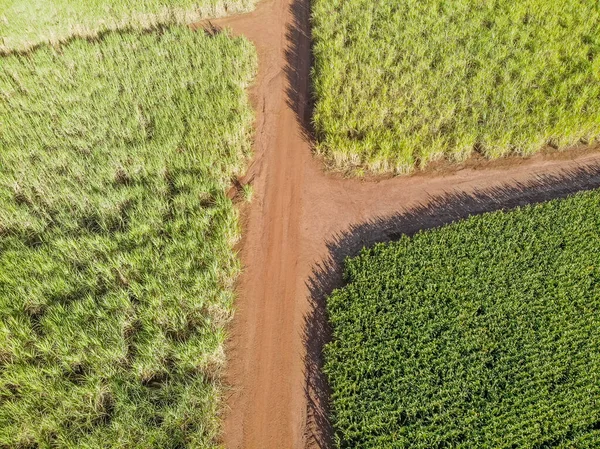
left=1, top=22, right=223, bottom=57
left=284, top=0, right=315, bottom=144
left=302, top=162, right=600, bottom=448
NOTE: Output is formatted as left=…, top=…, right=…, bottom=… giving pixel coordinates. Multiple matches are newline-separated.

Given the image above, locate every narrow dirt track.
left=197, top=1, right=600, bottom=447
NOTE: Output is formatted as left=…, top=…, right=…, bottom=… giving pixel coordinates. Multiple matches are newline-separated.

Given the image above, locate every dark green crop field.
left=0, top=26, right=255, bottom=448
left=0, top=0, right=258, bottom=52
left=325, top=190, right=600, bottom=448
left=312, top=0, right=600, bottom=175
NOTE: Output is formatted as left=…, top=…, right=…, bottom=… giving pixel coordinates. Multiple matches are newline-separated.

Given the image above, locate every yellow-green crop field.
left=0, top=25, right=256, bottom=448
left=312, top=0, right=600, bottom=174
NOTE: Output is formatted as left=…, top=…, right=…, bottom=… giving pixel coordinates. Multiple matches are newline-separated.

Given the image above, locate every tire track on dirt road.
left=198, top=1, right=600, bottom=447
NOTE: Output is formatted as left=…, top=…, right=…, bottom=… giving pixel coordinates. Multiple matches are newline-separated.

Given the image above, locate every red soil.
left=197, top=0, right=600, bottom=447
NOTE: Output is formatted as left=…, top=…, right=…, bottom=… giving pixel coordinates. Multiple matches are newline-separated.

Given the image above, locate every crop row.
left=325, top=189, right=600, bottom=447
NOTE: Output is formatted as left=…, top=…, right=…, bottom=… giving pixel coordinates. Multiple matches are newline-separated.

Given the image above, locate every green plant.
left=325, top=190, right=600, bottom=447
left=0, top=25, right=256, bottom=448
left=312, top=0, right=600, bottom=174
left=242, top=183, right=254, bottom=202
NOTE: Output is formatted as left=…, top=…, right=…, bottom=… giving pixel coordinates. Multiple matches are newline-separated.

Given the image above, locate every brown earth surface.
left=196, top=0, right=600, bottom=447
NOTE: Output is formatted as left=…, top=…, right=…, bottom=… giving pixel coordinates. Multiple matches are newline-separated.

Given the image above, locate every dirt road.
left=197, top=0, right=600, bottom=447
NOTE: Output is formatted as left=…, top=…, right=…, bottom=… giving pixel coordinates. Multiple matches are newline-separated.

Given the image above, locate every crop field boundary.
left=0, top=22, right=223, bottom=58
left=193, top=0, right=600, bottom=447
left=303, top=162, right=600, bottom=448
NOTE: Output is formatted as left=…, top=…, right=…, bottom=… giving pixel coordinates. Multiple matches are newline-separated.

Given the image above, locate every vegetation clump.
left=325, top=190, right=600, bottom=447
left=0, top=0, right=258, bottom=52
left=0, top=26, right=256, bottom=448
left=312, top=0, right=600, bottom=174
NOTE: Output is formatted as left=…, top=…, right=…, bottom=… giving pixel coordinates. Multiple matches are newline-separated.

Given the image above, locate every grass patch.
left=325, top=190, right=600, bottom=447
left=0, top=0, right=257, bottom=52
left=312, top=0, right=600, bottom=174
left=0, top=26, right=256, bottom=448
